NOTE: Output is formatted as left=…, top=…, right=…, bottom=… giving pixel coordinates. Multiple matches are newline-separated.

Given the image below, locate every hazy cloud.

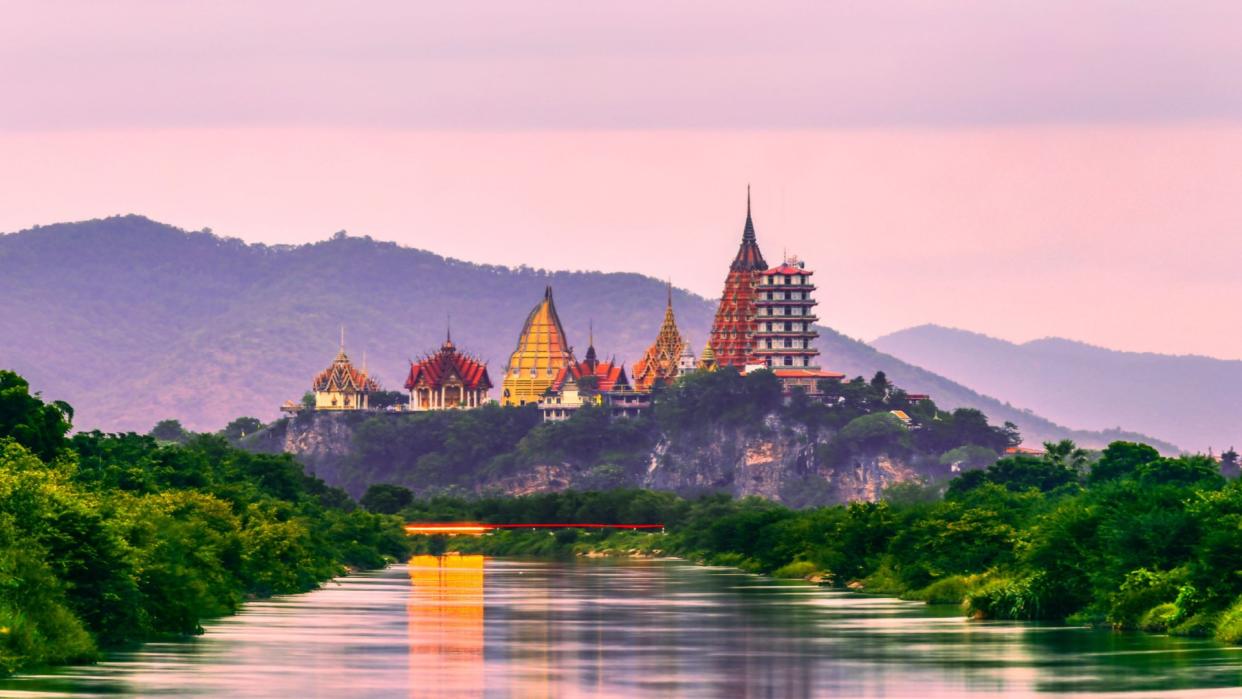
left=3, top=1, right=1242, bottom=129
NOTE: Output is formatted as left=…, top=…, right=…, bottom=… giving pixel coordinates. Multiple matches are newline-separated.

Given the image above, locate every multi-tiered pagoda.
left=632, top=286, right=692, bottom=391
left=501, top=286, right=575, bottom=406
left=708, top=189, right=768, bottom=368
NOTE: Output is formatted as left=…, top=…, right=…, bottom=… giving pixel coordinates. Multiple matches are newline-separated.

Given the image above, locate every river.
left=2, top=556, right=1241, bottom=698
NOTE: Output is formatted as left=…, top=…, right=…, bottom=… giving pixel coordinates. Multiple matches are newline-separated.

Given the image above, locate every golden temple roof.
left=501, top=286, right=575, bottom=405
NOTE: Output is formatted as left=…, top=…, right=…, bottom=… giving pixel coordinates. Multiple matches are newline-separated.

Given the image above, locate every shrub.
left=1107, top=568, right=1180, bottom=629
left=1139, top=603, right=1179, bottom=633
left=915, top=576, right=971, bottom=606
left=1213, top=597, right=1242, bottom=644
left=772, top=561, right=819, bottom=580
left=966, top=573, right=1056, bottom=620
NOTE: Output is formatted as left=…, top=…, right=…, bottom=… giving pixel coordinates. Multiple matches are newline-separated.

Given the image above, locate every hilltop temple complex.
left=285, top=189, right=857, bottom=418
left=404, top=330, right=492, bottom=410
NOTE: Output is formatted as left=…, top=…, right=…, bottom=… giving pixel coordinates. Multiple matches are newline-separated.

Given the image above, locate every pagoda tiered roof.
left=633, top=285, right=689, bottom=391
left=405, top=333, right=492, bottom=391
left=313, top=348, right=380, bottom=393
left=709, top=188, right=767, bottom=367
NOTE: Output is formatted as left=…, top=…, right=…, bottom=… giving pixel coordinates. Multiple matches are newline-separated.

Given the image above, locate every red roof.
left=552, top=358, right=629, bottom=393
left=772, top=368, right=845, bottom=380
left=763, top=264, right=813, bottom=276
left=405, top=340, right=492, bottom=392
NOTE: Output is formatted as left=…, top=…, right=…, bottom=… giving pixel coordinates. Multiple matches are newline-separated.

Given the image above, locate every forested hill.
left=0, top=215, right=1172, bottom=451
left=874, top=325, right=1237, bottom=453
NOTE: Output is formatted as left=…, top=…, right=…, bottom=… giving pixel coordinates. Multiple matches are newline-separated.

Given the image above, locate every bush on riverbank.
left=403, top=439, right=1242, bottom=644
left=0, top=371, right=410, bottom=674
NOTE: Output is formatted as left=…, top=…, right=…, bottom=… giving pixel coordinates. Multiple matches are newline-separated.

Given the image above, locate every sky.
left=3, top=1, right=1242, bottom=358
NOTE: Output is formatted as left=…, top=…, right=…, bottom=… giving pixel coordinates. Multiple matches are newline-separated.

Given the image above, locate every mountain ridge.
left=873, top=324, right=1239, bottom=452
left=0, top=215, right=1176, bottom=452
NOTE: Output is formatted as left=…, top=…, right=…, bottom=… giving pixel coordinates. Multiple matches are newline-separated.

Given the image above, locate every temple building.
left=708, top=188, right=767, bottom=368
left=632, top=286, right=692, bottom=391
left=753, top=255, right=844, bottom=392
left=312, top=335, right=380, bottom=411
left=404, top=330, right=492, bottom=410
left=501, top=286, right=574, bottom=406
left=754, top=257, right=820, bottom=369
left=539, top=336, right=649, bottom=422
left=551, top=332, right=628, bottom=394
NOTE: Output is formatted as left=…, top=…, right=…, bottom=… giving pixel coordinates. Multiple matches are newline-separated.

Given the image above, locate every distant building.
left=501, top=287, right=574, bottom=406
left=312, top=335, right=380, bottom=411
left=404, top=331, right=492, bottom=410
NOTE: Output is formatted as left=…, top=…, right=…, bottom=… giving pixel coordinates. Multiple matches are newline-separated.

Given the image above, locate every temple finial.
left=446, top=313, right=452, bottom=343
left=589, top=320, right=594, bottom=347
left=747, top=184, right=751, bottom=217
left=340, top=325, right=345, bottom=352
left=667, top=279, right=673, bottom=308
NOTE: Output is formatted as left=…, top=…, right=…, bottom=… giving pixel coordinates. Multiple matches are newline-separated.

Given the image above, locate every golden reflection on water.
left=407, top=554, right=485, bottom=698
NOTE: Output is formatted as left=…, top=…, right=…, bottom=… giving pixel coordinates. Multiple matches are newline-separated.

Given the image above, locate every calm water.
left=3, top=556, right=1242, bottom=698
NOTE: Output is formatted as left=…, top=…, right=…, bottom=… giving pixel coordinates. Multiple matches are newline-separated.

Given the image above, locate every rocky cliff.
left=251, top=410, right=931, bottom=507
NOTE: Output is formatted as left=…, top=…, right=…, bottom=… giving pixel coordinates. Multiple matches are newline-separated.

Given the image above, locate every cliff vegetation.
left=262, top=368, right=1021, bottom=506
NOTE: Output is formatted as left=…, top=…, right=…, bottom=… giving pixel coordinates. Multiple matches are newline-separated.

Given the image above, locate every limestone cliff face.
left=642, top=415, right=921, bottom=504
left=254, top=410, right=926, bottom=506
left=247, top=412, right=363, bottom=488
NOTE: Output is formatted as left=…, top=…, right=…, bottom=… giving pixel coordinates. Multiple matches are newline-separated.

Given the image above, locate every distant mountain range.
left=0, top=215, right=1174, bottom=452
left=873, top=324, right=1239, bottom=453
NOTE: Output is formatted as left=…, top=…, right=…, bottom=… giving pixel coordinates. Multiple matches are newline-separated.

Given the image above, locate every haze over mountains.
left=0, top=215, right=1173, bottom=452
left=873, top=325, right=1239, bottom=454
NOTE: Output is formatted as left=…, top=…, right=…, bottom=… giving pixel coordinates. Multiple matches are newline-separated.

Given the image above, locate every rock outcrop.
left=251, top=410, right=930, bottom=507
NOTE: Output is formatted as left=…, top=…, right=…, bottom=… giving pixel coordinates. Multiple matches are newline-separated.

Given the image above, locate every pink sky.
left=3, top=2, right=1242, bottom=358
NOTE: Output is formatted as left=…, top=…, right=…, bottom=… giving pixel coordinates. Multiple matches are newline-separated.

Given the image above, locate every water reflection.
left=0, top=557, right=1241, bottom=697
left=407, top=554, right=485, bottom=697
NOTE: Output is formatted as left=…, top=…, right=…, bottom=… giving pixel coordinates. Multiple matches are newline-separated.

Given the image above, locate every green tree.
left=1088, top=441, right=1159, bottom=483
left=221, top=417, right=263, bottom=445
left=360, top=484, right=415, bottom=514
left=149, top=419, right=189, bottom=444
left=1043, top=439, right=1093, bottom=477
left=0, top=370, right=72, bottom=461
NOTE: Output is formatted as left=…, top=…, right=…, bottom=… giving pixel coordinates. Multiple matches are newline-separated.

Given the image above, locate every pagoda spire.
left=583, top=321, right=598, bottom=371
left=731, top=187, right=766, bottom=272
left=744, top=184, right=755, bottom=242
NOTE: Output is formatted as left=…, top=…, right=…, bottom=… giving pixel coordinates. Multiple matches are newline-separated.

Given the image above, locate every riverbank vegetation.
left=398, top=441, right=1242, bottom=644
left=0, top=371, right=409, bottom=675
